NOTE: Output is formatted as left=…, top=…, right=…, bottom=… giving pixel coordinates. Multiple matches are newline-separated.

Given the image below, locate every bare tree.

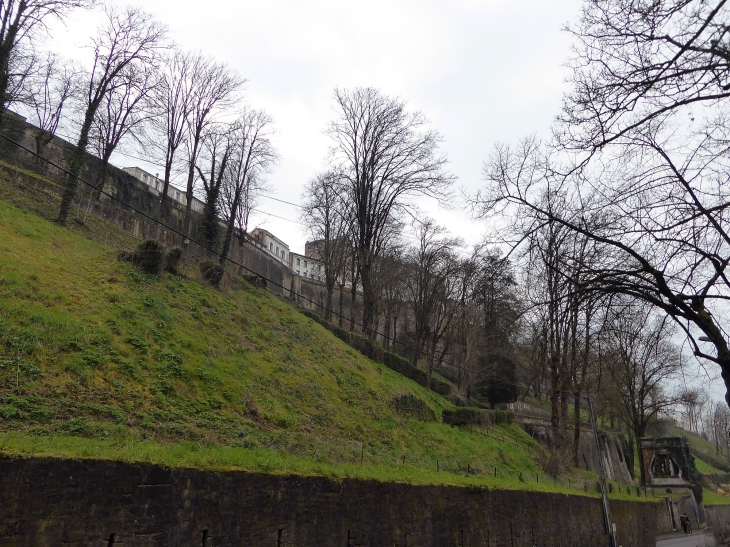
left=218, top=108, right=276, bottom=264
left=195, top=123, right=232, bottom=253
left=301, top=169, right=352, bottom=322
left=679, top=389, right=709, bottom=435
left=0, top=0, right=92, bottom=121
left=182, top=55, right=243, bottom=236
left=405, top=219, right=462, bottom=388
left=327, top=87, right=454, bottom=336
left=480, top=128, right=730, bottom=409
left=20, top=51, right=78, bottom=158
left=705, top=401, right=730, bottom=456
left=491, top=0, right=730, bottom=408
left=376, top=249, right=407, bottom=350
left=57, top=4, right=166, bottom=224
left=88, top=62, right=157, bottom=195
left=150, top=48, right=192, bottom=226
left=603, top=302, right=683, bottom=485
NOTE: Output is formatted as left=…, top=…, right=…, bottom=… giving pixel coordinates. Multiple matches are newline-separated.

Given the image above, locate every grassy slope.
left=663, top=426, right=730, bottom=505
left=0, top=196, right=577, bottom=493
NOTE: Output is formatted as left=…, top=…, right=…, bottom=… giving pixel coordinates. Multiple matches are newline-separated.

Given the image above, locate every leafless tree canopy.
left=218, top=108, right=276, bottom=263
left=149, top=48, right=194, bottom=224
left=57, top=4, right=166, bottom=224
left=477, top=1, right=730, bottom=408
left=327, top=87, right=455, bottom=335
left=0, top=0, right=93, bottom=116
left=301, top=169, right=351, bottom=321
left=601, top=302, right=684, bottom=484
left=559, top=0, right=730, bottom=150
left=20, top=51, right=78, bottom=150
left=182, top=54, right=244, bottom=236
left=89, top=61, right=158, bottom=192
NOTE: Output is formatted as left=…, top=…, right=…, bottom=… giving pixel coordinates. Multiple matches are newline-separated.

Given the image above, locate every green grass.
left=702, top=488, right=730, bottom=506
left=694, top=456, right=724, bottom=474
left=0, top=195, right=570, bottom=490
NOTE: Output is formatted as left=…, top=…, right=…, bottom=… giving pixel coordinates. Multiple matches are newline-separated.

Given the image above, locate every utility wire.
left=250, top=208, right=299, bottom=223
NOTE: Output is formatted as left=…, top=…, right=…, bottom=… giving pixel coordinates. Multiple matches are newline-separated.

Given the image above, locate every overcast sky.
left=47, top=0, right=580, bottom=252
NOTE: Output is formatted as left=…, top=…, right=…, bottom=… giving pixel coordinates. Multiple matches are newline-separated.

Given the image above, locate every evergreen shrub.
left=200, top=260, right=224, bottom=287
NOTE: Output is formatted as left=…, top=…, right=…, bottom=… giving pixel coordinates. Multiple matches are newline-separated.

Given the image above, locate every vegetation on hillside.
left=0, top=196, right=558, bottom=491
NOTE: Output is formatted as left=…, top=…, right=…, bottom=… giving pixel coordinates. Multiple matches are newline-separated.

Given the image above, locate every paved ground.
left=657, top=530, right=717, bottom=547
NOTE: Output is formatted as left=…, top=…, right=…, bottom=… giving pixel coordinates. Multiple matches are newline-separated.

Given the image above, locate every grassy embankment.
left=0, top=182, right=658, bottom=500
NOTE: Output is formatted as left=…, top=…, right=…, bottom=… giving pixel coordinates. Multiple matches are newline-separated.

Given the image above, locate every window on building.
left=270, top=243, right=273, bottom=251
left=281, top=251, right=285, bottom=258
left=296, top=270, right=300, bottom=275
left=304, top=260, right=308, bottom=268
left=296, top=258, right=300, bottom=266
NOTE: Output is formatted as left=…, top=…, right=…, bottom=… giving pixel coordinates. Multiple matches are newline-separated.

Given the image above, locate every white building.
left=290, top=252, right=324, bottom=281
left=123, top=166, right=204, bottom=213
left=250, top=227, right=290, bottom=264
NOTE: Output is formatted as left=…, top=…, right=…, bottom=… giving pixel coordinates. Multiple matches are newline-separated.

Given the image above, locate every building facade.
left=290, top=252, right=324, bottom=281
left=251, top=227, right=290, bottom=265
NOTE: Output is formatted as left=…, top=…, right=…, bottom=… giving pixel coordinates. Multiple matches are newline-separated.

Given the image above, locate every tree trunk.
left=94, top=151, right=113, bottom=198
left=349, top=281, right=357, bottom=332
left=338, top=284, right=344, bottom=328
left=159, top=161, right=174, bottom=230
left=219, top=193, right=240, bottom=264
left=57, top=107, right=97, bottom=224
left=183, top=135, right=201, bottom=236
left=573, top=389, right=581, bottom=467
left=325, top=283, right=334, bottom=322
left=360, top=263, right=376, bottom=339
left=550, top=355, right=560, bottom=445
left=627, top=433, right=636, bottom=479
left=636, top=425, right=647, bottom=486
left=0, top=35, right=18, bottom=126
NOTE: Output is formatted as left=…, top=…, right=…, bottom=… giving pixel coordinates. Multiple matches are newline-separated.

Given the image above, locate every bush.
left=392, top=393, right=436, bottom=421
left=132, top=240, right=164, bottom=275
left=200, top=260, right=224, bottom=287
left=165, top=247, right=184, bottom=274
left=447, top=392, right=471, bottom=407
left=442, top=407, right=514, bottom=427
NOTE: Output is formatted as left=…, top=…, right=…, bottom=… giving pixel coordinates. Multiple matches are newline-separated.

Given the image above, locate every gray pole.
left=587, top=395, right=619, bottom=547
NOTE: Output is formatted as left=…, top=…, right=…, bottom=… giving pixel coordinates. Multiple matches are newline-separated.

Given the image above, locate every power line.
left=250, top=208, right=298, bottom=223
left=258, top=194, right=303, bottom=209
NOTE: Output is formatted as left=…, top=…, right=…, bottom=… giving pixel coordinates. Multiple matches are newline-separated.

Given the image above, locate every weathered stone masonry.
left=0, top=456, right=658, bottom=547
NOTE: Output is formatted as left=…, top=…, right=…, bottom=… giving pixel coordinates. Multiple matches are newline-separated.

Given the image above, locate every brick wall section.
left=0, top=456, right=658, bottom=547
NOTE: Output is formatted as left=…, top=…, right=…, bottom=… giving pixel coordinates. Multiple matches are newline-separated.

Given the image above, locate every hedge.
left=442, top=407, right=514, bottom=427
left=300, top=309, right=452, bottom=396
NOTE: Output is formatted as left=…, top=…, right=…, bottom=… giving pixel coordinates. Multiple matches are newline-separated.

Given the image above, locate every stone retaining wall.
left=0, top=456, right=658, bottom=547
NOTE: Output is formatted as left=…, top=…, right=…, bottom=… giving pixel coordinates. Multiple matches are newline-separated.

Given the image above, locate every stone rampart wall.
left=0, top=456, right=658, bottom=547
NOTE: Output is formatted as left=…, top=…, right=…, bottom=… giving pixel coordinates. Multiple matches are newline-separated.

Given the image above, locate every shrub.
left=165, top=247, right=184, bottom=274
left=200, top=260, right=224, bottom=287
left=132, top=240, right=164, bottom=275
left=392, top=393, right=435, bottom=421
left=447, top=392, right=471, bottom=407
left=442, top=407, right=514, bottom=427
